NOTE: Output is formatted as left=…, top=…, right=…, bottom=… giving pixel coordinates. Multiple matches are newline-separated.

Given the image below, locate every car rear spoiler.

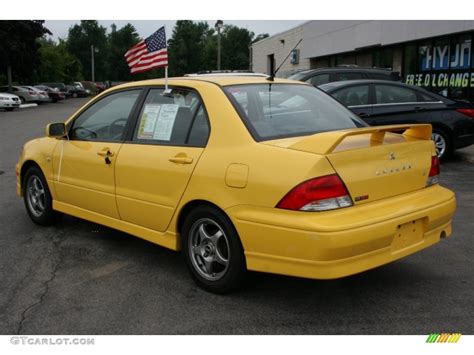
left=289, top=124, right=432, bottom=155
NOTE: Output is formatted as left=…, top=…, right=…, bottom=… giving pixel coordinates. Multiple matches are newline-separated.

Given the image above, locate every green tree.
left=66, top=20, right=108, bottom=81
left=221, top=25, right=254, bottom=71
left=106, top=23, right=141, bottom=81
left=0, top=20, right=50, bottom=87
left=167, top=21, right=213, bottom=76
left=252, top=33, right=269, bottom=43
left=33, top=39, right=83, bottom=83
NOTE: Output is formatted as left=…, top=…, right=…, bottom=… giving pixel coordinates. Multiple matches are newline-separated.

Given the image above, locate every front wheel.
left=432, top=129, right=452, bottom=159
left=182, top=206, right=246, bottom=293
left=23, top=166, right=61, bottom=226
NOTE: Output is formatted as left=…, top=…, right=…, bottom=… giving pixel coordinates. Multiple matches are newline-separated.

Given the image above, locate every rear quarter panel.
left=168, top=83, right=336, bottom=233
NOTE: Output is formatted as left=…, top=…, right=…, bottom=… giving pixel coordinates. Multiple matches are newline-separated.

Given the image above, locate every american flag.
left=125, top=27, right=168, bottom=74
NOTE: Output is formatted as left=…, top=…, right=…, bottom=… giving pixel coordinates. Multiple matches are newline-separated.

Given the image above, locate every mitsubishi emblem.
left=389, top=152, right=396, bottom=160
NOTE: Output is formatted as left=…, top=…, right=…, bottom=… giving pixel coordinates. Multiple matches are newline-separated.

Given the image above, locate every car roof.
left=319, top=79, right=453, bottom=103
left=185, top=72, right=268, bottom=78
left=112, top=76, right=306, bottom=90
left=320, top=79, right=404, bottom=90
left=293, top=67, right=394, bottom=74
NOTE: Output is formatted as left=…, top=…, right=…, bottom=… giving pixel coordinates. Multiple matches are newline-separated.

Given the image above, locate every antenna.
left=267, top=38, right=302, bottom=81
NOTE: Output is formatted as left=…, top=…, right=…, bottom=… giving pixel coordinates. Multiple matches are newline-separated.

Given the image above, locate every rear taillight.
left=427, top=155, right=440, bottom=186
left=456, top=108, right=474, bottom=119
left=28, top=90, right=35, bottom=95
left=276, top=174, right=353, bottom=212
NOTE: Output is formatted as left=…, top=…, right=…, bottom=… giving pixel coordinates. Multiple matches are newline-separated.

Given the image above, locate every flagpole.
left=165, top=66, right=168, bottom=91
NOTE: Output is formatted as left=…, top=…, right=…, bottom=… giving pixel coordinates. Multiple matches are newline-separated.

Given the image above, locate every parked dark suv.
left=287, top=66, right=401, bottom=86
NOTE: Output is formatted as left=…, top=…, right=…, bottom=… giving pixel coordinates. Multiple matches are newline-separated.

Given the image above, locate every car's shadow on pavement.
left=55, top=213, right=439, bottom=302
left=9, top=211, right=463, bottom=335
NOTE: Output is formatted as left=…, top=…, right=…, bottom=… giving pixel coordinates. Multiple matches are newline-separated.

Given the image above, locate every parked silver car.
left=0, top=86, right=39, bottom=104
left=22, top=86, right=50, bottom=104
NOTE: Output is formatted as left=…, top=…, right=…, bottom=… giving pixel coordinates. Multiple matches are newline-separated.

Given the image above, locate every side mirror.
left=46, top=123, right=66, bottom=138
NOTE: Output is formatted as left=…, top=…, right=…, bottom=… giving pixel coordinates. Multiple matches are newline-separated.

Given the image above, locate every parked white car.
left=0, top=92, right=21, bottom=111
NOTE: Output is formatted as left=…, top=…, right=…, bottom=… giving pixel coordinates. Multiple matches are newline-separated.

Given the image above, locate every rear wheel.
left=432, top=128, right=452, bottom=159
left=6, top=108, right=14, bottom=111
left=23, top=166, right=61, bottom=226
left=182, top=206, right=246, bottom=293
left=19, top=97, right=25, bottom=104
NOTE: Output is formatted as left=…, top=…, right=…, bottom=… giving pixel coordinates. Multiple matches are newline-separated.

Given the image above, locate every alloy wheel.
left=26, top=175, right=46, bottom=217
left=432, top=132, right=446, bottom=158
left=188, top=218, right=230, bottom=281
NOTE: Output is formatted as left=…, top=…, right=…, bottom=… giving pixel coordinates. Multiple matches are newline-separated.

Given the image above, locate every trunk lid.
left=264, top=124, right=435, bottom=205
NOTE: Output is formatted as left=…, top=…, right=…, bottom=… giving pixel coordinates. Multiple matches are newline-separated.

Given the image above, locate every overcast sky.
left=44, top=20, right=305, bottom=41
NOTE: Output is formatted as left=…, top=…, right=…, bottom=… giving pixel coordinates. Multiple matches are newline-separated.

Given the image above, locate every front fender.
left=17, top=137, right=59, bottom=198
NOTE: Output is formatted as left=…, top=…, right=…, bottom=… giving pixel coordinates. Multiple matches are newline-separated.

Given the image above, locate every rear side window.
left=133, top=88, right=209, bottom=147
left=187, top=106, right=210, bottom=146
left=332, top=85, right=370, bottom=106
left=417, top=91, right=442, bottom=102
left=375, top=85, right=417, bottom=104
left=306, top=74, right=330, bottom=86
left=225, top=84, right=365, bottom=141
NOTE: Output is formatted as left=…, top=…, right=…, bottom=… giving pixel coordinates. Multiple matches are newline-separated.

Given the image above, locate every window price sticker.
left=152, top=104, right=179, bottom=141
left=137, top=104, right=161, bottom=139
left=137, top=103, right=179, bottom=141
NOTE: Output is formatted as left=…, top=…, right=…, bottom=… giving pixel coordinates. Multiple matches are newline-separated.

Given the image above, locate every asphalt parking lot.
left=0, top=99, right=473, bottom=335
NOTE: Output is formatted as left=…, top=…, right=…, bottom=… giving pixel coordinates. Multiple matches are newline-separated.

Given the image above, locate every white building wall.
left=251, top=24, right=310, bottom=78
left=251, top=20, right=474, bottom=77
left=302, top=20, right=474, bottom=59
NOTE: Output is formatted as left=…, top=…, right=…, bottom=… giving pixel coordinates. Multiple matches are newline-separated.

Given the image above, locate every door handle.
left=414, top=106, right=426, bottom=112
left=169, top=155, right=193, bottom=164
left=97, top=148, right=115, bottom=157
left=97, top=148, right=115, bottom=164
left=358, top=112, right=369, bottom=118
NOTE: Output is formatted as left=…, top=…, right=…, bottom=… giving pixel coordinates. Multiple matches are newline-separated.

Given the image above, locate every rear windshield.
left=225, top=84, right=366, bottom=141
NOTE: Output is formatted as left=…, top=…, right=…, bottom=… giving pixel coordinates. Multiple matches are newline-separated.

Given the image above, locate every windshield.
left=225, top=84, right=366, bottom=141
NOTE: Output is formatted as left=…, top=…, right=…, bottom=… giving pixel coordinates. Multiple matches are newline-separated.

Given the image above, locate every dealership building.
left=250, top=20, right=474, bottom=101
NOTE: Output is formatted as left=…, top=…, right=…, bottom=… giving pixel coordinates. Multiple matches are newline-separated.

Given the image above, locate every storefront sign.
left=405, top=72, right=474, bottom=88
left=420, top=41, right=471, bottom=71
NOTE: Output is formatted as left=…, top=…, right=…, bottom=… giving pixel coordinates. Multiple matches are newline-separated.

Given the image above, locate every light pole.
left=91, top=45, right=99, bottom=82
left=215, top=20, right=223, bottom=71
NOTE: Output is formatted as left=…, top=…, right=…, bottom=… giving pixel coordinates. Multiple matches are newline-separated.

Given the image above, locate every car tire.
left=23, top=166, right=61, bottom=226
left=432, top=128, right=452, bottom=160
left=6, top=108, right=15, bottom=111
left=182, top=205, right=247, bottom=294
left=20, top=97, right=25, bottom=104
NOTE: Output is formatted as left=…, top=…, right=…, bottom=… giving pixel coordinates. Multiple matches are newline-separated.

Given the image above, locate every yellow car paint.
left=16, top=76, right=456, bottom=280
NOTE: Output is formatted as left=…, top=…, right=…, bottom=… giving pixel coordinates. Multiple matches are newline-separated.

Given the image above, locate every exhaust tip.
left=440, top=231, right=447, bottom=239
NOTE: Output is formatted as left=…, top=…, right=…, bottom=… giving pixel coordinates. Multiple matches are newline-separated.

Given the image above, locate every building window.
left=403, top=43, right=417, bottom=77
left=374, top=47, right=393, bottom=69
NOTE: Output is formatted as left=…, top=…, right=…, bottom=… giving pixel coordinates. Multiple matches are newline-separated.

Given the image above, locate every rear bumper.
left=227, top=185, right=456, bottom=280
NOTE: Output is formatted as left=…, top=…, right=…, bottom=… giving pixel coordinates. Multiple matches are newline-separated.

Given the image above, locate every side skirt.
left=53, top=201, right=180, bottom=251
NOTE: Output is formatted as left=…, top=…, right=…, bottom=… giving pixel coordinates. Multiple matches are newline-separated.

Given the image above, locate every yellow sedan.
left=16, top=76, right=456, bottom=293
